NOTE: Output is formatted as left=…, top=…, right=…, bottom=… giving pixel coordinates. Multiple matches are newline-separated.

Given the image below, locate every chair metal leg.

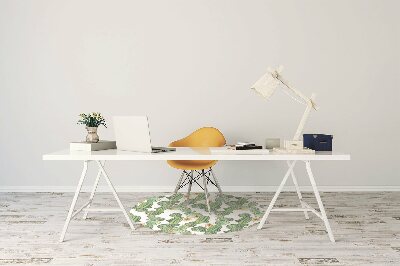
left=202, top=170, right=211, bottom=213
left=287, top=161, right=309, bottom=220
left=210, top=168, right=223, bottom=195
left=174, top=171, right=186, bottom=194
left=187, top=170, right=193, bottom=199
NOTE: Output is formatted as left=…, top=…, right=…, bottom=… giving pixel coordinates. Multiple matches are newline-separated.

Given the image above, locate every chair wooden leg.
left=187, top=170, right=193, bottom=199
left=174, top=171, right=185, bottom=194
left=202, top=170, right=211, bottom=213
left=210, top=168, right=223, bottom=195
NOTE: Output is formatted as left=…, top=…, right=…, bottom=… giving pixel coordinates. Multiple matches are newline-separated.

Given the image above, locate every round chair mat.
left=130, top=193, right=263, bottom=235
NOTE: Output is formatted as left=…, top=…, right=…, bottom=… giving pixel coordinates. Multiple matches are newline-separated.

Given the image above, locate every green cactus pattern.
left=129, top=193, right=263, bottom=235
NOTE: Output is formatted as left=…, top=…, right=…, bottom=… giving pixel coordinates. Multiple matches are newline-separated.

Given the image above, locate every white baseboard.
left=1, top=185, right=399, bottom=192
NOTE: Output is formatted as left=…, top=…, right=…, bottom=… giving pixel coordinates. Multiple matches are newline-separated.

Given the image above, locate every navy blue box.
left=303, top=134, right=333, bottom=151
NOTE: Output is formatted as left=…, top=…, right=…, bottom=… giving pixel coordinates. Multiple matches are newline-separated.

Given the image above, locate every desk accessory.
left=251, top=66, right=316, bottom=154
left=237, top=141, right=255, bottom=146
left=236, top=145, right=263, bottom=150
left=70, top=140, right=116, bottom=151
left=265, top=138, right=280, bottom=149
left=77, top=112, right=107, bottom=143
left=303, top=134, right=333, bottom=151
left=235, top=143, right=263, bottom=150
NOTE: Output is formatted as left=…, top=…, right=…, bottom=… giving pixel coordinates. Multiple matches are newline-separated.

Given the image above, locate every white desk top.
left=43, top=148, right=350, bottom=161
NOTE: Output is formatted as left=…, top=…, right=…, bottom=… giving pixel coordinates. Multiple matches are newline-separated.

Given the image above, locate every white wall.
left=1, top=0, right=399, bottom=190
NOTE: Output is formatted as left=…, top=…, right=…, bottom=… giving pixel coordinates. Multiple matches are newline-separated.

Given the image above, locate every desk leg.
left=60, top=160, right=88, bottom=242
left=287, top=161, right=309, bottom=220
left=305, top=161, right=335, bottom=242
left=95, top=161, right=135, bottom=231
left=83, top=161, right=105, bottom=220
left=257, top=161, right=296, bottom=229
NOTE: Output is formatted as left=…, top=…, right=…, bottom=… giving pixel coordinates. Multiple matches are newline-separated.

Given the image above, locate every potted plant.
left=77, top=112, right=107, bottom=143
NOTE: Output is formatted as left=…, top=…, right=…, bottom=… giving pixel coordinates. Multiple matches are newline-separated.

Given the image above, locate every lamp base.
left=272, top=147, right=315, bottom=154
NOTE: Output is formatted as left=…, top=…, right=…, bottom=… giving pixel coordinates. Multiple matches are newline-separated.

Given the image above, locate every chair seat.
left=167, top=127, right=225, bottom=171
left=168, top=127, right=226, bottom=212
left=167, top=160, right=217, bottom=170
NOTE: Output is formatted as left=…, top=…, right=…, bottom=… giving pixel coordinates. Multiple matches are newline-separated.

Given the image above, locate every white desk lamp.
left=251, top=66, right=317, bottom=153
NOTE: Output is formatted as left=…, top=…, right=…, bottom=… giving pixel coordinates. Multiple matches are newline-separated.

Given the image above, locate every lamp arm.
left=293, top=93, right=316, bottom=141
left=276, top=76, right=310, bottom=105
left=268, top=68, right=318, bottom=141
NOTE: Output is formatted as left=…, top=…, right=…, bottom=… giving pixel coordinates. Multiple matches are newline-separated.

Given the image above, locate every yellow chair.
left=167, top=127, right=226, bottom=212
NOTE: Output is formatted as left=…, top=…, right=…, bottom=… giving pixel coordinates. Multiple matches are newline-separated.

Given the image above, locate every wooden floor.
left=0, top=192, right=399, bottom=265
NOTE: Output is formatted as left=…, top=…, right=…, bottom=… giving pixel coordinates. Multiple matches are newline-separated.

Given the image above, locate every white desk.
left=43, top=148, right=350, bottom=242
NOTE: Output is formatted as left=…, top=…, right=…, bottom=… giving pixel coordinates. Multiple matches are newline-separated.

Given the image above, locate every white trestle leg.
left=59, top=160, right=136, bottom=242
left=305, top=161, right=335, bottom=242
left=257, top=160, right=335, bottom=242
left=287, top=161, right=309, bottom=220
left=257, top=161, right=296, bottom=229
left=60, top=161, right=88, bottom=242
left=95, top=161, right=135, bottom=231
left=83, top=161, right=105, bottom=220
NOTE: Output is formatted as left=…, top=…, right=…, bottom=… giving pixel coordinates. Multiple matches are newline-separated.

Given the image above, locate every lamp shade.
left=250, top=66, right=283, bottom=99
left=251, top=66, right=313, bottom=107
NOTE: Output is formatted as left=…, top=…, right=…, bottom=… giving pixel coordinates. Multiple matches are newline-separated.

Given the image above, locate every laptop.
left=113, top=116, right=175, bottom=153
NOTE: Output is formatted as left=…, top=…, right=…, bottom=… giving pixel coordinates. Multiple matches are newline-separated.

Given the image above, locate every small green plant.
left=77, top=112, right=107, bottom=128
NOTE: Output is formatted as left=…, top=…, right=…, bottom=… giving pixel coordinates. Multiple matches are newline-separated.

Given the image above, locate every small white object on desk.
left=275, top=140, right=314, bottom=154
left=265, top=138, right=280, bottom=149
left=284, top=140, right=303, bottom=150
left=70, top=140, right=116, bottom=151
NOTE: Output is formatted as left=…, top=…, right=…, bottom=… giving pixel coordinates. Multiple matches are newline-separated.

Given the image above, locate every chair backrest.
left=169, top=127, right=226, bottom=148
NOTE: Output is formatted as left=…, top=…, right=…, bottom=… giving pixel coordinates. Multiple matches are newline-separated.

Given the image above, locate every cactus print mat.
left=129, top=193, right=263, bottom=235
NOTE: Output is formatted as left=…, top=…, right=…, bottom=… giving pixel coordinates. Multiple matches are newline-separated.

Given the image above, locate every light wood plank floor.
left=0, top=192, right=399, bottom=265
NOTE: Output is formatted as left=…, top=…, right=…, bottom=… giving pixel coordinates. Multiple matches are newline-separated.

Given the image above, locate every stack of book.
left=70, top=140, right=117, bottom=151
